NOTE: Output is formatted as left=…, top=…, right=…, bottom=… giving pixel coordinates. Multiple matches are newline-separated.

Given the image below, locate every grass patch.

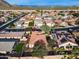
left=15, top=43, right=24, bottom=53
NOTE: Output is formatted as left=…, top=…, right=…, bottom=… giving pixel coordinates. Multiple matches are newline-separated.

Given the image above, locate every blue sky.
left=5, top=0, right=79, bottom=6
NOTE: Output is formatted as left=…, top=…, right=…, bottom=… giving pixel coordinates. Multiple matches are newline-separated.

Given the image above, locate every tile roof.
left=44, top=19, right=53, bottom=23
left=29, top=31, right=47, bottom=45
left=54, top=20, right=62, bottom=24
left=73, top=32, right=79, bottom=36
left=56, top=31, right=77, bottom=45
left=0, top=31, right=25, bottom=39
left=0, top=41, right=15, bottom=52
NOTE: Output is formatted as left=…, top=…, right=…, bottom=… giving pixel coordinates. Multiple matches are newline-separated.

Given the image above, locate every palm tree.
left=36, top=10, right=43, bottom=16
left=14, top=42, right=25, bottom=59
left=28, top=20, right=34, bottom=34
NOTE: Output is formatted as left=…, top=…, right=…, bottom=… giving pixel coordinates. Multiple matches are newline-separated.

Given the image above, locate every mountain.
left=15, top=5, right=79, bottom=10
left=0, top=0, right=12, bottom=9
left=0, top=0, right=79, bottom=10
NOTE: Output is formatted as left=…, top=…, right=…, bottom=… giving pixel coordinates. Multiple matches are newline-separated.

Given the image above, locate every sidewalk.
left=9, top=55, right=63, bottom=59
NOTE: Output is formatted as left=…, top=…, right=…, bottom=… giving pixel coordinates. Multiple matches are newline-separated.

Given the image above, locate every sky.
left=5, top=0, right=79, bottom=6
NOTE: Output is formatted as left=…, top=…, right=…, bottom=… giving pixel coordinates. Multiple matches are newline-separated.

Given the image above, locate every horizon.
left=5, top=0, right=79, bottom=6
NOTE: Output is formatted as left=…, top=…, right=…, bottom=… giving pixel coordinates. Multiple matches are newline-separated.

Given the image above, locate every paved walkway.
left=9, top=55, right=63, bottom=59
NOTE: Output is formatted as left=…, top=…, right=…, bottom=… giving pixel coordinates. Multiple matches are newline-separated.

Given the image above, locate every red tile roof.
left=54, top=20, right=62, bottom=24
left=29, top=31, right=47, bottom=45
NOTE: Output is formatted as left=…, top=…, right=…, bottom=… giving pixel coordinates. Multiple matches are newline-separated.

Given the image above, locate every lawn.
left=15, top=43, right=24, bottom=53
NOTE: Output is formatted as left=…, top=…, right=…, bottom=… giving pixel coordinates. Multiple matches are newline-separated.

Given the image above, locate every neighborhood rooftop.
left=0, top=31, right=25, bottom=38
left=0, top=40, right=15, bottom=53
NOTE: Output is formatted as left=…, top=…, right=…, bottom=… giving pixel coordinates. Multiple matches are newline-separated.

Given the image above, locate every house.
left=0, top=31, right=26, bottom=41
left=55, top=31, right=78, bottom=50
left=60, top=21, right=69, bottom=27
left=0, top=39, right=16, bottom=54
left=65, top=18, right=77, bottom=26
left=15, top=17, right=25, bottom=28
left=59, top=41, right=78, bottom=50
left=73, top=32, right=79, bottom=37
left=43, top=19, right=55, bottom=27
left=0, top=17, right=6, bottom=25
left=29, top=31, right=48, bottom=48
left=34, top=16, right=43, bottom=28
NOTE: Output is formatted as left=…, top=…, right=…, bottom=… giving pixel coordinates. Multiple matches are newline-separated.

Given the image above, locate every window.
left=66, top=44, right=72, bottom=49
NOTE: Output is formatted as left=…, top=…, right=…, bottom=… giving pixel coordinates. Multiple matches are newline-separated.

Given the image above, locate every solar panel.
left=60, top=38, right=67, bottom=43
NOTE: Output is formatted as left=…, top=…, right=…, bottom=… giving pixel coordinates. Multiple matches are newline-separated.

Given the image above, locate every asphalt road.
left=0, top=14, right=25, bottom=31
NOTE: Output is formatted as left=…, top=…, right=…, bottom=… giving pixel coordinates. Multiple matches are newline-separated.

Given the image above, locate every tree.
left=57, top=47, right=65, bottom=55
left=48, top=39, right=56, bottom=48
left=32, top=40, right=48, bottom=58
left=72, top=47, right=79, bottom=59
left=7, top=16, right=12, bottom=21
left=8, top=23, right=15, bottom=28
left=58, top=13, right=65, bottom=16
left=72, top=13, right=79, bottom=17
left=47, top=35, right=57, bottom=50
left=29, top=20, right=34, bottom=27
left=28, top=20, right=34, bottom=34
left=41, top=23, right=51, bottom=34
left=14, top=43, right=24, bottom=57
left=15, top=42, right=24, bottom=59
